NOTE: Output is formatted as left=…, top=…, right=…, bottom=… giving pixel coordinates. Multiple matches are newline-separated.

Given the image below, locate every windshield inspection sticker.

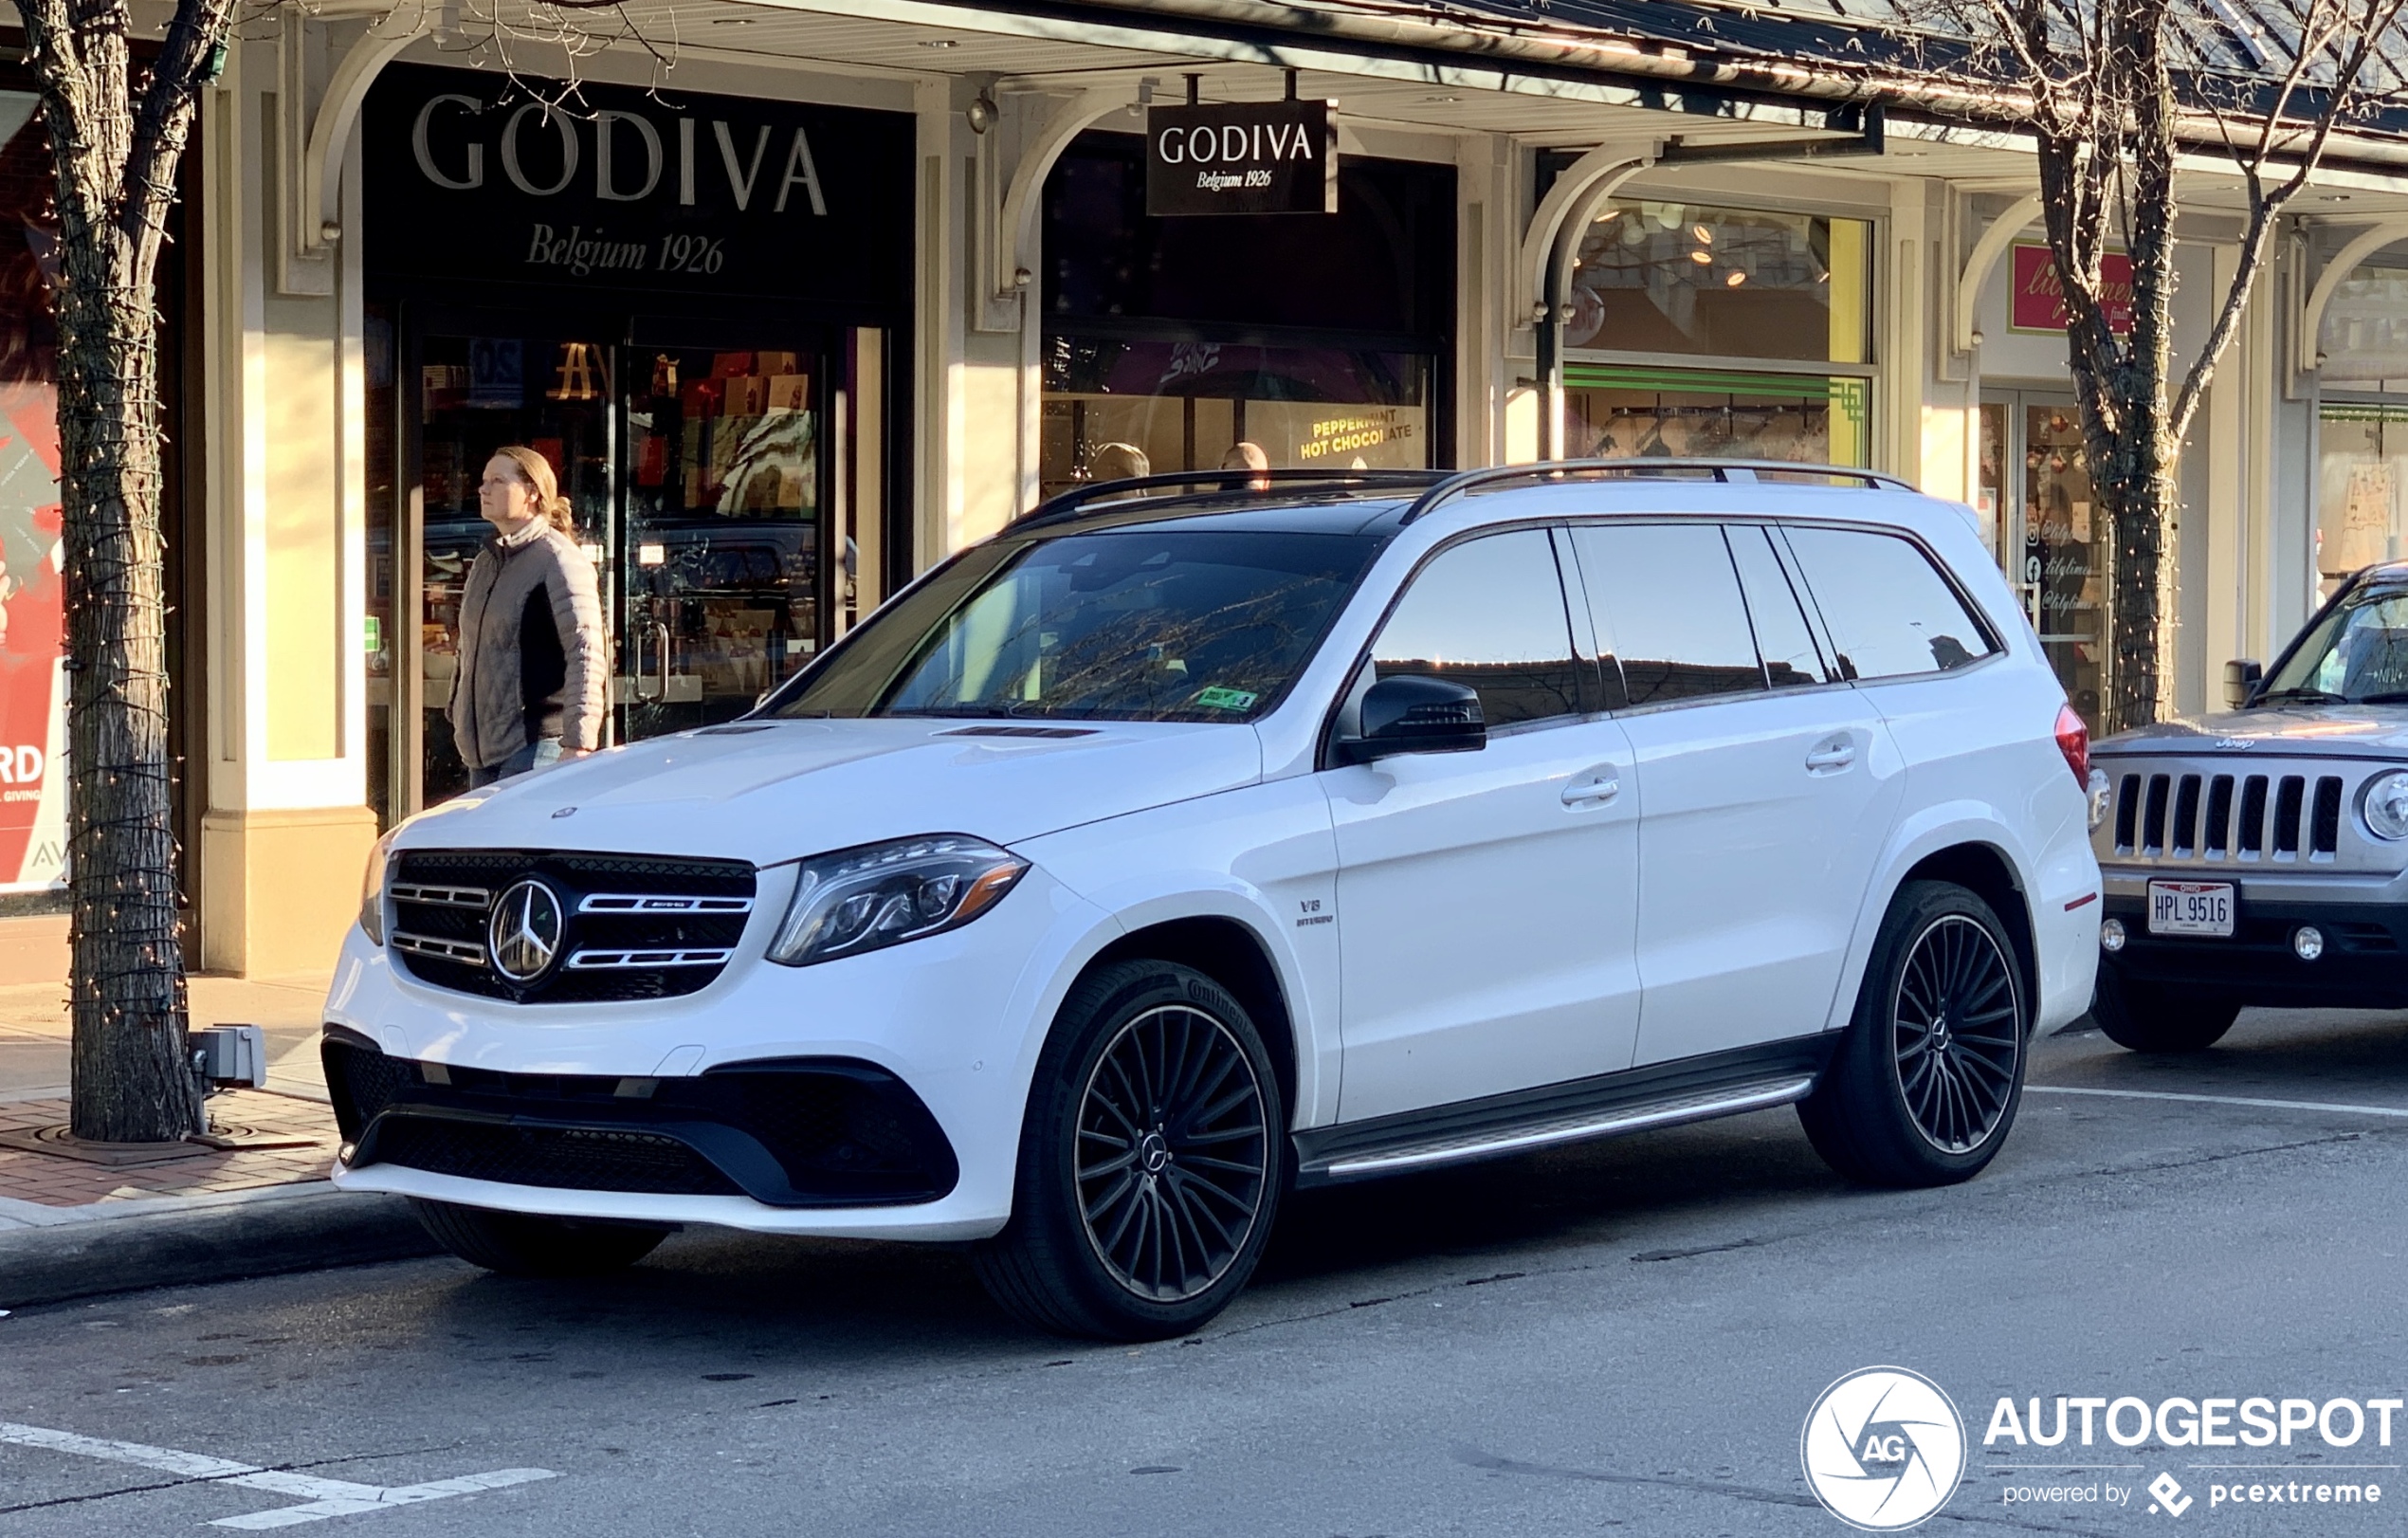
left=1193, top=686, right=1259, bottom=711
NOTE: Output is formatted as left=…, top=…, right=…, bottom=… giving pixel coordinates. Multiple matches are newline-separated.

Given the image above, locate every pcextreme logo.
left=1801, top=1367, right=1967, bottom=1530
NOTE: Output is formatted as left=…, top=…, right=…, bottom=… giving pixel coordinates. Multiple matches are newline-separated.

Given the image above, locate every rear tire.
left=974, top=961, right=1285, bottom=1341
left=410, top=1199, right=670, bottom=1276
left=2089, top=963, right=2240, bottom=1053
left=1799, top=880, right=2028, bottom=1189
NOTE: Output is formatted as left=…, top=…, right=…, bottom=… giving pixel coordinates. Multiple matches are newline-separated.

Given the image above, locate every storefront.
left=359, top=64, right=914, bottom=822
left=1036, top=130, right=1453, bottom=495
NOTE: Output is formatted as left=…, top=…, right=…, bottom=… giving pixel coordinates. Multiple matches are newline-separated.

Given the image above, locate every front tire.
left=2089, top=962, right=2240, bottom=1053
left=975, top=961, right=1285, bottom=1341
left=410, top=1199, right=670, bottom=1276
left=1799, top=881, right=2028, bottom=1188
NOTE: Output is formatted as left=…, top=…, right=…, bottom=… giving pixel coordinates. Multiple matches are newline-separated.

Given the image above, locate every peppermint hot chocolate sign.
left=1145, top=99, right=1338, bottom=217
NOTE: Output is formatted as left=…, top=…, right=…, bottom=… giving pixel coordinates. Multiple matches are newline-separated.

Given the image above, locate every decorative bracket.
left=1951, top=192, right=2043, bottom=361
left=978, top=88, right=1132, bottom=333
left=280, top=9, right=427, bottom=296
left=1514, top=142, right=1655, bottom=333
left=2296, top=219, right=2408, bottom=376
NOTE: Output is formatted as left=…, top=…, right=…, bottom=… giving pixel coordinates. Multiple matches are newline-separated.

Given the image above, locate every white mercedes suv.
left=324, top=462, right=2100, bottom=1339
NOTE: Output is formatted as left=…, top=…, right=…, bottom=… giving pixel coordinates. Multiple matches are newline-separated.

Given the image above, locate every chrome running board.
left=1292, top=1039, right=1831, bottom=1186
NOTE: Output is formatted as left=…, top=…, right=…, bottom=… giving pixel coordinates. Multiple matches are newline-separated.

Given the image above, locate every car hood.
left=2095, top=705, right=2408, bottom=761
left=390, top=719, right=1266, bottom=864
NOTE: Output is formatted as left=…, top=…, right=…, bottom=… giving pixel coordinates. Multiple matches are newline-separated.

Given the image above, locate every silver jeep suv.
left=2090, top=560, right=2408, bottom=1049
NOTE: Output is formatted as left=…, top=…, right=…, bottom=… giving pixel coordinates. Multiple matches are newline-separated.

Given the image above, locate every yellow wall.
left=262, top=305, right=340, bottom=761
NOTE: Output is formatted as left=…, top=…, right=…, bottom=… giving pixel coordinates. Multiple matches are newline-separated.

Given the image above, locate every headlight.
left=767, top=834, right=1028, bottom=967
left=360, top=831, right=396, bottom=943
left=2364, top=770, right=2408, bottom=840
left=2087, top=767, right=2112, bottom=832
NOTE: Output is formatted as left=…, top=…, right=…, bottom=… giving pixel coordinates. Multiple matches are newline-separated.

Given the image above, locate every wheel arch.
left=1897, top=840, right=2041, bottom=1034
left=1083, top=916, right=1301, bottom=1123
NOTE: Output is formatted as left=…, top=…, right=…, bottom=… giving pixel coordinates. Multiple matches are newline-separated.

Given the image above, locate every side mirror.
left=2224, top=658, right=2263, bottom=709
left=1337, top=674, right=1486, bottom=763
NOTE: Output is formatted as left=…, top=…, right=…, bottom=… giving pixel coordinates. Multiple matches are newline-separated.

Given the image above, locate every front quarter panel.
left=1011, top=770, right=1341, bottom=1128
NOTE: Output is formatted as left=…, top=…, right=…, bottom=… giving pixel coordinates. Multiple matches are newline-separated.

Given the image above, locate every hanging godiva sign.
left=363, top=64, right=914, bottom=307
left=1145, top=97, right=1338, bottom=217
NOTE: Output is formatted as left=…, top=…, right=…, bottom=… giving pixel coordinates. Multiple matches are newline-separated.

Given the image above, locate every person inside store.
left=1221, top=440, right=1271, bottom=491
left=448, top=446, right=608, bottom=789
left=1088, top=442, right=1149, bottom=483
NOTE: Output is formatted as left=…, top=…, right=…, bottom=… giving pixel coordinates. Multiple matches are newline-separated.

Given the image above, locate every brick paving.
left=0, top=1090, right=338, bottom=1207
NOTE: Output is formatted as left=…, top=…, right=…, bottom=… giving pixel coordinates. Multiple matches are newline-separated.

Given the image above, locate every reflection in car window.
left=1572, top=523, right=1764, bottom=705
left=1371, top=530, right=1587, bottom=728
left=1784, top=526, right=1996, bottom=681
left=769, top=529, right=1378, bottom=722
left=1726, top=524, right=1830, bottom=688
left=2263, top=588, right=2408, bottom=703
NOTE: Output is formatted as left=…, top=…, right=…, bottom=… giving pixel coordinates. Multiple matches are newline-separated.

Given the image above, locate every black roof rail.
left=1398, top=458, right=1920, bottom=524
left=1016, top=467, right=1447, bottom=529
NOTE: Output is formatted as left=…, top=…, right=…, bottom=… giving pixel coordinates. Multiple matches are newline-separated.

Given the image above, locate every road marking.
left=0, top=1421, right=556, bottom=1529
left=2028, top=1085, right=2408, bottom=1119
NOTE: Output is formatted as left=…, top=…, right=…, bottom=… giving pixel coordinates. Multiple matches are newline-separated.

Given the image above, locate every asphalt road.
left=7, top=1008, right=2408, bottom=1538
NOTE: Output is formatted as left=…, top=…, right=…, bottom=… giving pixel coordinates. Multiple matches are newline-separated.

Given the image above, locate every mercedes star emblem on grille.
left=488, top=879, right=566, bottom=982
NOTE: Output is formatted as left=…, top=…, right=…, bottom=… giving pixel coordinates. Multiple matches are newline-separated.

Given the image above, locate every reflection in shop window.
left=1560, top=199, right=1871, bottom=364
left=1038, top=337, right=1430, bottom=499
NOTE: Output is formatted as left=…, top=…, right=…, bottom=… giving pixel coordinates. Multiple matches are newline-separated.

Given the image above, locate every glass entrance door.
left=620, top=341, right=824, bottom=737
left=370, top=317, right=893, bottom=825
left=1979, top=393, right=2110, bottom=729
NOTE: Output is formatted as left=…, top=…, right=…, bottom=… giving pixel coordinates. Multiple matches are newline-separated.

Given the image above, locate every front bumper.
left=326, top=1031, right=959, bottom=1208
left=2101, top=865, right=2408, bottom=1007
left=321, top=861, right=1111, bottom=1241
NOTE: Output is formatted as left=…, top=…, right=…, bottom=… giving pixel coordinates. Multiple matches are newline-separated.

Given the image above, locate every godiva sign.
left=364, top=64, right=914, bottom=306
left=1145, top=98, right=1338, bottom=217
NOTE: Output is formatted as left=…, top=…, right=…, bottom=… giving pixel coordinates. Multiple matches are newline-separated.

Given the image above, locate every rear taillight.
left=2054, top=704, right=2089, bottom=785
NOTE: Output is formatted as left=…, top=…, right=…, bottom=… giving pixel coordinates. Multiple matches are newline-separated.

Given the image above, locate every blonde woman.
left=449, top=446, right=607, bottom=788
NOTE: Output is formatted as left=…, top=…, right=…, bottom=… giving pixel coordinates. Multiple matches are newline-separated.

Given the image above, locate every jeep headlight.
left=767, top=834, right=1029, bottom=967
left=359, top=830, right=395, bottom=944
left=2364, top=770, right=2408, bottom=841
left=2087, top=767, right=2112, bottom=832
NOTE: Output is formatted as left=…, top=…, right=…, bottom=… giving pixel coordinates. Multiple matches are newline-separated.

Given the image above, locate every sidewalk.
left=0, top=939, right=438, bottom=1306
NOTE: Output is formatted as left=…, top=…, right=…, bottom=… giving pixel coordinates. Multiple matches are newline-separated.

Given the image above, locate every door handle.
left=1806, top=741, right=1856, bottom=773
left=1561, top=775, right=1621, bottom=807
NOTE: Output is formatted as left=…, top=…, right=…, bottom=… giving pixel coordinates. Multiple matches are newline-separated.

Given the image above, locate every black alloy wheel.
left=1799, top=880, right=2028, bottom=1188
left=1890, top=913, right=2022, bottom=1154
left=1074, top=1003, right=1272, bottom=1303
left=976, top=961, right=1286, bottom=1340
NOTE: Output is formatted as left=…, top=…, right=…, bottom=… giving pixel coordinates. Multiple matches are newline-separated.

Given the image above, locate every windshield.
left=2262, top=586, right=2408, bottom=704
left=767, top=527, right=1382, bottom=723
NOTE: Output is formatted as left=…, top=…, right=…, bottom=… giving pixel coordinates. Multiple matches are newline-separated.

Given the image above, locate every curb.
left=0, top=1182, right=442, bottom=1309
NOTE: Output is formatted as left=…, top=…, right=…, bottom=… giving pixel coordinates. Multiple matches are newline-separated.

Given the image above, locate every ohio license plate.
left=2148, top=880, right=2235, bottom=938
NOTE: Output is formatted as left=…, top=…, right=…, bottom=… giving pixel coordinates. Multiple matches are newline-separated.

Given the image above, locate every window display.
left=1562, top=364, right=1870, bottom=467
left=2317, top=400, right=2408, bottom=601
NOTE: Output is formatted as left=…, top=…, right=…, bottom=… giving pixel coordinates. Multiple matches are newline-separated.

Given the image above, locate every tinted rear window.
left=1783, top=526, right=1996, bottom=680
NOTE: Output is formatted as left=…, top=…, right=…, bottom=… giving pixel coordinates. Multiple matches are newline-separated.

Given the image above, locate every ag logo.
left=1800, top=1366, right=1965, bottom=1530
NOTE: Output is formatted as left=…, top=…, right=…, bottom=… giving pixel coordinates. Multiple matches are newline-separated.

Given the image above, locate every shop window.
left=2317, top=398, right=2408, bottom=599
left=2318, top=263, right=2408, bottom=387
left=1562, top=364, right=1870, bottom=468
left=1040, top=340, right=1429, bottom=496
left=1562, top=199, right=1871, bottom=364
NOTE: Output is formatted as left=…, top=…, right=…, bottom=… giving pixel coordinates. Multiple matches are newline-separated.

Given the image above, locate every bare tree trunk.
left=20, top=0, right=232, bottom=1144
